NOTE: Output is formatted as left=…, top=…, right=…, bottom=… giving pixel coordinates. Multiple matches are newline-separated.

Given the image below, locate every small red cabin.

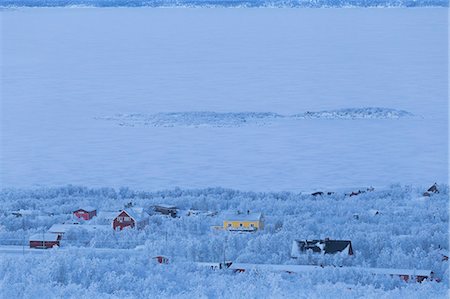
left=112, top=209, right=148, bottom=231
left=153, top=256, right=169, bottom=264
left=29, top=233, right=61, bottom=249
left=73, top=207, right=97, bottom=221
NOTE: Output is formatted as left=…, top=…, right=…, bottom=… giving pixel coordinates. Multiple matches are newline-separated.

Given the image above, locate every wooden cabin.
left=73, top=207, right=97, bottom=221
left=29, top=233, right=61, bottom=249
left=223, top=211, right=264, bottom=231
left=112, top=208, right=148, bottom=230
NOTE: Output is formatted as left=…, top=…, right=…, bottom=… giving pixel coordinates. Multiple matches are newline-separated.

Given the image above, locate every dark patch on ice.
left=96, top=108, right=413, bottom=128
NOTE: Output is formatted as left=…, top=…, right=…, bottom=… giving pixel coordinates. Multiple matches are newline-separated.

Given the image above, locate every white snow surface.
left=29, top=233, right=59, bottom=242
left=0, top=185, right=448, bottom=297
left=0, top=8, right=448, bottom=191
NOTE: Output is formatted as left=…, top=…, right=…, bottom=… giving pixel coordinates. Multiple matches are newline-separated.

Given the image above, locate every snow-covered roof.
left=97, top=211, right=117, bottom=220
left=291, top=239, right=352, bottom=257
left=197, top=262, right=432, bottom=278
left=223, top=212, right=262, bottom=222
left=121, top=208, right=147, bottom=222
left=230, top=263, right=432, bottom=277
left=154, top=204, right=177, bottom=209
left=48, top=224, right=72, bottom=234
left=75, top=206, right=96, bottom=212
left=49, top=224, right=109, bottom=234
left=29, top=233, right=59, bottom=241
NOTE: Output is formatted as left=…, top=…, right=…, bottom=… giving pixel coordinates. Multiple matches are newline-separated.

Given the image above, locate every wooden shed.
left=29, top=233, right=61, bottom=249
left=153, top=256, right=169, bottom=264
left=73, top=207, right=97, bottom=221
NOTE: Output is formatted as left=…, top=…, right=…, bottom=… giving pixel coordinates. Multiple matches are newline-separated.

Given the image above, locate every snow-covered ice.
left=0, top=8, right=447, bottom=191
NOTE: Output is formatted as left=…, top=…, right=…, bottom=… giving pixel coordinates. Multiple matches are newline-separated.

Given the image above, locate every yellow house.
left=223, top=212, right=264, bottom=231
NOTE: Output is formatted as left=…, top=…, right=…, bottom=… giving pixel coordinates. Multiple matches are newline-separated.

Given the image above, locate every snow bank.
left=97, top=108, right=414, bottom=127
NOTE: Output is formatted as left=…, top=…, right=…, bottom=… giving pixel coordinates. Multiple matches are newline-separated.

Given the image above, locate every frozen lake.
left=0, top=8, right=447, bottom=191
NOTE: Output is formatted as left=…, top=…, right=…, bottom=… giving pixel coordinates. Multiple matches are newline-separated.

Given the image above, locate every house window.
left=124, top=217, right=131, bottom=222
left=227, top=223, right=232, bottom=227
left=250, top=223, right=254, bottom=227
left=240, top=223, right=243, bottom=227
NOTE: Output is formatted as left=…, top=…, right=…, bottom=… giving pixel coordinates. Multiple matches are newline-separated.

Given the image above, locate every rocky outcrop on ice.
left=98, top=112, right=282, bottom=127
left=292, top=108, right=414, bottom=120
left=97, top=108, right=413, bottom=128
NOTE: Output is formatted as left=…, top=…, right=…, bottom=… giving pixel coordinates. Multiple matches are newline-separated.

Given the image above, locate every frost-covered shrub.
left=0, top=184, right=448, bottom=296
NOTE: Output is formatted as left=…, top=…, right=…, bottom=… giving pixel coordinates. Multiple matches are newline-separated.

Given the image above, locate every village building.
left=29, top=233, right=61, bottom=249
left=291, top=239, right=353, bottom=258
left=152, top=256, right=170, bottom=264
left=112, top=208, right=149, bottom=230
left=423, top=183, right=439, bottom=197
left=153, top=204, right=178, bottom=217
left=73, top=207, right=97, bottom=220
left=223, top=211, right=264, bottom=231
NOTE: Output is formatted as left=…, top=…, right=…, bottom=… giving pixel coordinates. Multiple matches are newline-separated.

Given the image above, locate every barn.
left=73, top=207, right=97, bottom=221
left=291, top=238, right=353, bottom=258
left=112, top=208, right=148, bottom=230
left=29, top=233, right=61, bottom=249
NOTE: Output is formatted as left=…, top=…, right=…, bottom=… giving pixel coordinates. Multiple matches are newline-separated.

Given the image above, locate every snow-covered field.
left=0, top=4, right=448, bottom=298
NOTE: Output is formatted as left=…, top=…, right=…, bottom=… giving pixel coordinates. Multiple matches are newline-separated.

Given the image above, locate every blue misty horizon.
left=0, top=0, right=448, bottom=8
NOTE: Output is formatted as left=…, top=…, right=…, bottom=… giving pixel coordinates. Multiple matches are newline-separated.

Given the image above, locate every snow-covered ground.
left=0, top=7, right=448, bottom=191
left=0, top=185, right=448, bottom=297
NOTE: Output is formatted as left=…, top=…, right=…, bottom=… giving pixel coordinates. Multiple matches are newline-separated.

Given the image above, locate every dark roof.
left=293, top=239, right=353, bottom=255
left=154, top=204, right=177, bottom=210
left=427, top=183, right=439, bottom=193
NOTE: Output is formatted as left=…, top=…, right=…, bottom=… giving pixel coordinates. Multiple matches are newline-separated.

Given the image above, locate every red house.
left=73, top=207, right=97, bottom=221
left=112, top=208, right=148, bottom=230
left=29, top=233, right=61, bottom=249
left=153, top=256, right=169, bottom=264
